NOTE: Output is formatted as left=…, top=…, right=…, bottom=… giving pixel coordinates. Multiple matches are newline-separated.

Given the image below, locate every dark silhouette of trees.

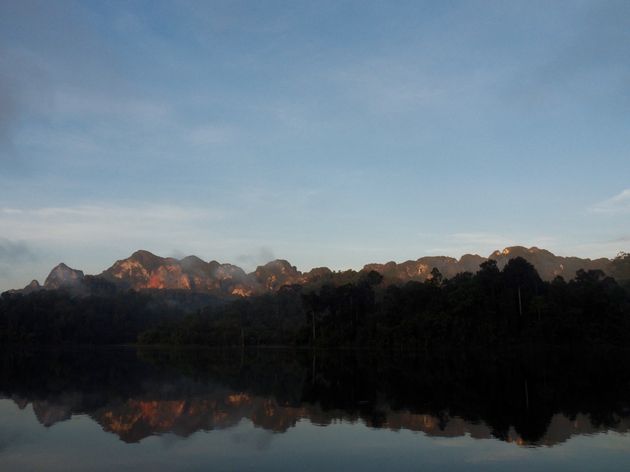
left=611, top=252, right=630, bottom=287
left=0, top=289, right=181, bottom=344
left=3, top=346, right=630, bottom=447
left=1, top=257, right=629, bottom=348
left=428, top=267, right=443, bottom=286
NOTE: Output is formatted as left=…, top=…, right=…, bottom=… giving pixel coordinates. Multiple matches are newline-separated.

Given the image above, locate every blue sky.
left=0, top=0, right=629, bottom=290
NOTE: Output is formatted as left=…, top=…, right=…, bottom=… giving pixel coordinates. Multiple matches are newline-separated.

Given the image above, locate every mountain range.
left=7, top=246, right=615, bottom=298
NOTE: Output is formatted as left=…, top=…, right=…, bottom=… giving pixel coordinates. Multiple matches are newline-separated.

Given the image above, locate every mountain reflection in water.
left=1, top=347, right=630, bottom=448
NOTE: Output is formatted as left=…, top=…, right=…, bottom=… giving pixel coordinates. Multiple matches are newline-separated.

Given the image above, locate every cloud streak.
left=0, top=204, right=223, bottom=244
left=589, top=189, right=630, bottom=214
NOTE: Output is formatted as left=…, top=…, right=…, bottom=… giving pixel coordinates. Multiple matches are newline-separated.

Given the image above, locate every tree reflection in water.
left=1, top=347, right=629, bottom=446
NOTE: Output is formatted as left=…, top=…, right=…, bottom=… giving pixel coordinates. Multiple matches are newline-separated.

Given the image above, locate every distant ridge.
left=8, top=246, right=618, bottom=297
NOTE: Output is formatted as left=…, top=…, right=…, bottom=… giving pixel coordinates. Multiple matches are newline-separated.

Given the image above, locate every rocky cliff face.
left=362, top=247, right=611, bottom=284
left=363, top=254, right=487, bottom=282
left=100, top=250, right=258, bottom=296
left=101, top=254, right=337, bottom=296
left=44, top=263, right=85, bottom=290
left=11, top=246, right=615, bottom=297
left=487, top=246, right=611, bottom=281
left=253, top=260, right=304, bottom=290
left=21, top=279, right=43, bottom=294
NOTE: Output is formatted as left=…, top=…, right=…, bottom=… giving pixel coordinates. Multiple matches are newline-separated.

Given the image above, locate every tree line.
left=3, top=346, right=630, bottom=445
left=1, top=254, right=629, bottom=348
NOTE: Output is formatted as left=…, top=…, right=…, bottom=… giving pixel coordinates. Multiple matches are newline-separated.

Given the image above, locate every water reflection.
left=1, top=347, right=630, bottom=447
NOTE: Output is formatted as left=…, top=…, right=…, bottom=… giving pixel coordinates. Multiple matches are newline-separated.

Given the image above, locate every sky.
left=0, top=0, right=629, bottom=290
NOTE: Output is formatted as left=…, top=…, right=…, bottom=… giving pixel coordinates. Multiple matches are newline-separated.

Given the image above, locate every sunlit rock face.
left=363, top=254, right=486, bottom=282
left=101, top=250, right=175, bottom=289
left=43, top=263, right=85, bottom=290
left=253, top=260, right=305, bottom=291
left=100, top=250, right=262, bottom=296
left=488, top=246, right=610, bottom=280
left=102, top=253, right=316, bottom=296
left=11, top=246, right=614, bottom=297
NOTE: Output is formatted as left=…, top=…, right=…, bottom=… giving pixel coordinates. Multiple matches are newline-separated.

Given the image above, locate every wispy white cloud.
left=53, top=88, right=170, bottom=123
left=0, top=204, right=223, bottom=244
left=186, top=123, right=236, bottom=146
left=449, top=232, right=517, bottom=248
left=0, top=202, right=232, bottom=290
left=331, top=61, right=451, bottom=115
left=589, top=189, right=630, bottom=214
left=15, top=86, right=239, bottom=167
left=329, top=55, right=512, bottom=120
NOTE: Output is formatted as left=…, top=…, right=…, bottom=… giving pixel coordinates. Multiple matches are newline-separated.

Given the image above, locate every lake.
left=1, top=347, right=630, bottom=471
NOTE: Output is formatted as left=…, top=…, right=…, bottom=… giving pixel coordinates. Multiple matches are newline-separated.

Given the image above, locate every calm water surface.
left=1, top=347, right=630, bottom=471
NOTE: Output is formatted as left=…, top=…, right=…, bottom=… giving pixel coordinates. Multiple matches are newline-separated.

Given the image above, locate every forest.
left=1, top=254, right=629, bottom=349
left=2, top=346, right=630, bottom=445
